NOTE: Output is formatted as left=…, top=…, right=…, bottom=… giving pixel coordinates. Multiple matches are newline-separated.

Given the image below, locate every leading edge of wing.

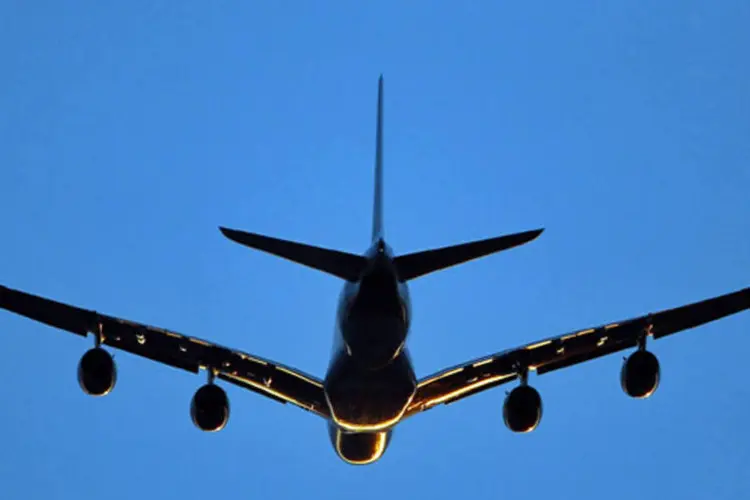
left=406, top=285, right=750, bottom=416
left=0, top=284, right=330, bottom=418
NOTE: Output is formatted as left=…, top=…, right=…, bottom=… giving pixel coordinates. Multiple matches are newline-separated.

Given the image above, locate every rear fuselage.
left=324, top=238, right=415, bottom=464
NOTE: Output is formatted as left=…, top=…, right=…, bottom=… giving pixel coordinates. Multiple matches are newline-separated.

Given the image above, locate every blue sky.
left=1, top=1, right=749, bottom=498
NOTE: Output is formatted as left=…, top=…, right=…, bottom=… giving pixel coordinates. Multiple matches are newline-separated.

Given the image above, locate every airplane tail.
left=217, top=77, right=387, bottom=283
left=219, top=76, right=543, bottom=283
left=372, top=75, right=384, bottom=243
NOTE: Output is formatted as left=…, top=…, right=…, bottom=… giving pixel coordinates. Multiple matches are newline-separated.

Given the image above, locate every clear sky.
left=1, top=2, right=749, bottom=498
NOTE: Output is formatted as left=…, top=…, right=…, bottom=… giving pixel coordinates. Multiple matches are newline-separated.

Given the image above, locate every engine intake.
left=621, top=350, right=660, bottom=399
left=191, top=384, right=230, bottom=432
left=503, top=385, right=542, bottom=433
left=78, top=348, right=117, bottom=396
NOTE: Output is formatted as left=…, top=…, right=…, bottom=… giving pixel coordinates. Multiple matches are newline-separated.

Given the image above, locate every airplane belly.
left=324, top=350, right=416, bottom=432
left=342, top=314, right=407, bottom=369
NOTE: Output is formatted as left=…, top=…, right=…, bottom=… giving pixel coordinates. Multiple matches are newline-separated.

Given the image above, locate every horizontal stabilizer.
left=219, top=227, right=367, bottom=282
left=394, top=228, right=544, bottom=281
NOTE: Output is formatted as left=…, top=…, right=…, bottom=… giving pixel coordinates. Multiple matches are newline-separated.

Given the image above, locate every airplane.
left=1, top=76, right=749, bottom=466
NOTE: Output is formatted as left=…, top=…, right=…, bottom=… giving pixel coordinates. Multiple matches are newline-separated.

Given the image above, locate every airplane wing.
left=0, top=284, right=330, bottom=418
left=405, top=286, right=750, bottom=416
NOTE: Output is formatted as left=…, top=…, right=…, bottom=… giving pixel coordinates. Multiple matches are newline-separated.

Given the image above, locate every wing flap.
left=536, top=336, right=637, bottom=375
left=101, top=317, right=201, bottom=372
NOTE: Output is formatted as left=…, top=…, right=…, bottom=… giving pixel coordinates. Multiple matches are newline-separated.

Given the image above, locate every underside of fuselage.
left=324, top=349, right=413, bottom=464
left=325, top=346, right=416, bottom=431
left=328, top=424, right=393, bottom=465
left=324, top=240, right=415, bottom=464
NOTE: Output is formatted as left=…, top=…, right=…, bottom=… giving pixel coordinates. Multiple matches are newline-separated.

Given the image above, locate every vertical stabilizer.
left=372, top=75, right=384, bottom=243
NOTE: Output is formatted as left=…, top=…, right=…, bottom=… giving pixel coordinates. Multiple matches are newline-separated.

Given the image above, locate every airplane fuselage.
left=324, top=238, right=416, bottom=464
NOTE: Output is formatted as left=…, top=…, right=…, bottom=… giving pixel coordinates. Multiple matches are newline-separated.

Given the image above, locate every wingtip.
left=524, top=227, right=545, bottom=241
left=218, top=226, right=235, bottom=239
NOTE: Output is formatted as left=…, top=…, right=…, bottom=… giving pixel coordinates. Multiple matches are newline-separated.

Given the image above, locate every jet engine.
left=78, top=347, right=117, bottom=396
left=620, top=349, right=660, bottom=399
left=503, top=385, right=543, bottom=433
left=190, top=383, right=230, bottom=432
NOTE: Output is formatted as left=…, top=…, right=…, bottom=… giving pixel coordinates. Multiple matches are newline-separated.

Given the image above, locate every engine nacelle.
left=78, top=347, right=117, bottom=396
left=503, top=385, right=543, bottom=433
left=190, top=384, right=230, bottom=432
left=621, top=349, right=660, bottom=399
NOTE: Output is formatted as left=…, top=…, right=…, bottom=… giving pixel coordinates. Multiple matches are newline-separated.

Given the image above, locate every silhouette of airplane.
left=1, top=76, right=748, bottom=465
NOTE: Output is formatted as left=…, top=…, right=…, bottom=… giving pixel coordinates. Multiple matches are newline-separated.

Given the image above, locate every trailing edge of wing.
left=219, top=227, right=367, bottom=282
left=394, top=228, right=544, bottom=281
